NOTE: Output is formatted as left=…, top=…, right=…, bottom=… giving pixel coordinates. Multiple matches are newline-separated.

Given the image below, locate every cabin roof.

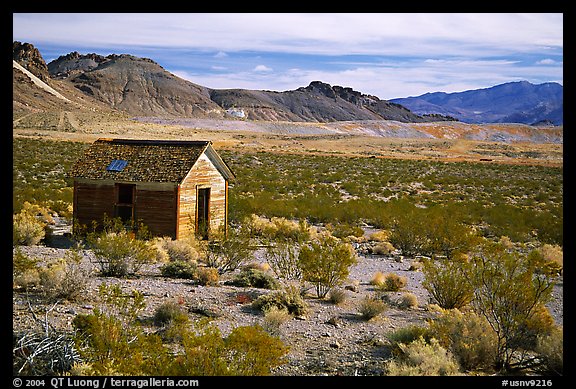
left=69, top=138, right=234, bottom=183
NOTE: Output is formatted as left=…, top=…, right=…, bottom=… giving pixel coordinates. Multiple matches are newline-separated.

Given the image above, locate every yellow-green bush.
left=13, top=248, right=40, bottom=289
left=369, top=271, right=386, bottom=287
left=428, top=308, right=498, bottom=372
left=421, top=257, right=473, bottom=309
left=357, top=295, right=387, bottom=321
left=194, top=266, right=219, bottom=286
left=535, top=326, right=563, bottom=375
left=72, top=312, right=288, bottom=376
left=156, top=236, right=201, bottom=263
left=88, top=230, right=158, bottom=277
left=398, top=293, right=418, bottom=310
left=298, top=233, right=357, bottom=298
left=372, top=241, right=395, bottom=255
left=375, top=273, right=407, bottom=292
left=252, top=284, right=308, bottom=317
left=262, top=306, right=291, bottom=336
left=38, top=248, right=90, bottom=302
left=13, top=210, right=46, bottom=246
left=385, top=337, right=461, bottom=376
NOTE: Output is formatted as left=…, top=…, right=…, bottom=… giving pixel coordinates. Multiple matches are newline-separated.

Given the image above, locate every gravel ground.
left=13, top=239, right=563, bottom=376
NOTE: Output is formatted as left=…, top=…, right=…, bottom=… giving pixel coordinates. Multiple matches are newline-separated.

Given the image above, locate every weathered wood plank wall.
left=178, top=153, right=227, bottom=239
left=73, top=182, right=115, bottom=229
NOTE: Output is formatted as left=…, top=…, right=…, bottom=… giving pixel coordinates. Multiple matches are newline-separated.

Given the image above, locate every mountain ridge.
left=390, top=81, right=563, bottom=125
left=13, top=41, right=562, bottom=131
left=46, top=50, right=443, bottom=123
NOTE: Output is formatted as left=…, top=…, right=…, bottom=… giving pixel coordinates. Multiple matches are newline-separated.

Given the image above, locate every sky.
left=12, top=13, right=563, bottom=100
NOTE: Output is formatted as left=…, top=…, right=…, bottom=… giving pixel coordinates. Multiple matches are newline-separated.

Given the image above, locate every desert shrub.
left=368, top=230, right=390, bottom=242
left=538, top=244, right=563, bottom=268
left=327, top=287, right=347, bottom=305
left=421, top=206, right=479, bottom=259
left=201, top=226, right=255, bottom=274
left=153, top=301, right=189, bottom=327
left=252, top=284, right=308, bottom=317
left=398, top=292, right=418, bottom=309
left=387, top=325, right=431, bottom=356
left=13, top=248, right=41, bottom=290
left=38, top=248, right=91, bottom=302
left=326, top=222, right=364, bottom=239
left=408, top=260, right=423, bottom=271
left=265, top=240, right=302, bottom=281
left=227, top=268, right=279, bottom=289
left=73, top=306, right=289, bottom=376
left=88, top=230, right=157, bottom=277
left=245, top=214, right=316, bottom=243
left=270, top=217, right=316, bottom=242
left=535, top=326, right=563, bottom=375
left=262, top=306, right=292, bottom=336
left=156, top=236, right=200, bottom=263
left=72, top=310, right=136, bottom=374
left=498, top=235, right=515, bottom=249
left=13, top=210, right=46, bottom=246
left=421, top=257, right=473, bottom=309
left=160, top=260, right=197, bottom=279
left=243, top=262, right=271, bottom=272
left=96, top=283, right=146, bottom=327
left=298, top=233, right=357, bottom=298
left=528, top=244, right=563, bottom=276
left=428, top=308, right=498, bottom=372
left=466, top=242, right=555, bottom=371
left=372, top=241, right=395, bottom=255
left=219, top=325, right=289, bottom=375
left=510, top=304, right=555, bottom=351
left=385, top=337, right=461, bottom=376
left=369, top=271, right=386, bottom=287
left=378, top=273, right=407, bottom=292
left=357, top=295, right=387, bottom=321
left=194, top=266, right=219, bottom=286
left=387, top=202, right=428, bottom=257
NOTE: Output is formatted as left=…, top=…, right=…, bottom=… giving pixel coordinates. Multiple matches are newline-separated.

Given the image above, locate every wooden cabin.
left=69, top=138, right=235, bottom=239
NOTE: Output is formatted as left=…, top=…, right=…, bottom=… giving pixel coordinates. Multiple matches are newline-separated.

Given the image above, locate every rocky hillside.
left=12, top=42, right=114, bottom=118
left=43, top=46, right=449, bottom=122
left=209, top=81, right=441, bottom=123
left=13, top=41, right=50, bottom=81
left=48, top=52, right=224, bottom=118
left=391, top=81, right=563, bottom=125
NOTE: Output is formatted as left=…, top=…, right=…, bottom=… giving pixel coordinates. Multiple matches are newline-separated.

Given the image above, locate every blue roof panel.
left=106, top=159, right=128, bottom=172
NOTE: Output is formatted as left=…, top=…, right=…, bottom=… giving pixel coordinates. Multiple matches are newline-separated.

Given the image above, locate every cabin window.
left=115, top=183, right=135, bottom=226
left=197, top=187, right=210, bottom=239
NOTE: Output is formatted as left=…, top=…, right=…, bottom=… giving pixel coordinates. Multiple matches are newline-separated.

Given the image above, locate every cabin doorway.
left=197, top=187, right=211, bottom=239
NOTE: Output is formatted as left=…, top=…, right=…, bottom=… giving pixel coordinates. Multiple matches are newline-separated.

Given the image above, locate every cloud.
left=14, top=13, right=562, bottom=100
left=253, top=64, right=272, bottom=72
left=13, top=13, right=563, bottom=57
left=172, top=53, right=562, bottom=101
left=536, top=58, right=559, bottom=65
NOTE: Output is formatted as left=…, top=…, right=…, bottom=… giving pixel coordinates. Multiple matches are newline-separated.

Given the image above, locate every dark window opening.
left=118, top=184, right=134, bottom=204
left=197, top=187, right=210, bottom=239
left=115, top=184, right=135, bottom=226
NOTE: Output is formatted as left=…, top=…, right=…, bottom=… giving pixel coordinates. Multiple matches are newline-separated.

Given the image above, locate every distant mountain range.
left=13, top=41, right=562, bottom=126
left=390, top=81, right=563, bottom=125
